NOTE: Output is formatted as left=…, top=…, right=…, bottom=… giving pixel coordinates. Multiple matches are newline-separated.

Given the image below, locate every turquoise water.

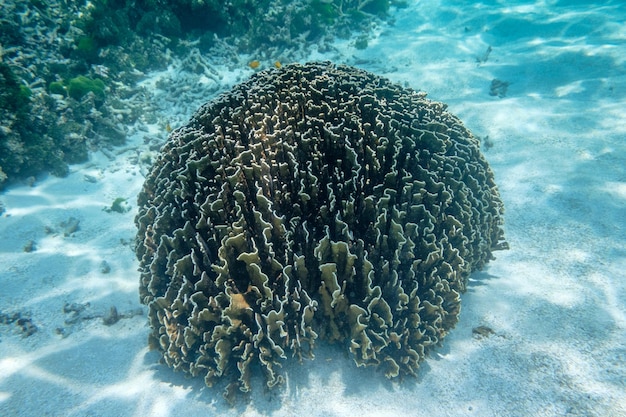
left=0, top=1, right=625, bottom=416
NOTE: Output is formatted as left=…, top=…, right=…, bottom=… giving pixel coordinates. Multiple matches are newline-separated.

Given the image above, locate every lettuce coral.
left=135, top=61, right=507, bottom=401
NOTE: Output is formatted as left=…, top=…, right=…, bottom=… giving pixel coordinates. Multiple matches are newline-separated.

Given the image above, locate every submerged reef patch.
left=135, top=61, right=507, bottom=401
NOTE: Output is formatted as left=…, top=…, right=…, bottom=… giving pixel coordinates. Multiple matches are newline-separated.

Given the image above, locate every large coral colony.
left=135, top=62, right=507, bottom=400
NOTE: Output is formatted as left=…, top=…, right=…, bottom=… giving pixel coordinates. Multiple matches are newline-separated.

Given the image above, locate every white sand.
left=1, top=1, right=625, bottom=416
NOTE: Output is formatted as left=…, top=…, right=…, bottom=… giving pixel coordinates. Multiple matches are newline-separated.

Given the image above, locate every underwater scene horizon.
left=0, top=1, right=625, bottom=416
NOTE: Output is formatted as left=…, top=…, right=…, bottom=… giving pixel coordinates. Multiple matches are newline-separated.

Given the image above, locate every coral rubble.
left=0, top=0, right=399, bottom=189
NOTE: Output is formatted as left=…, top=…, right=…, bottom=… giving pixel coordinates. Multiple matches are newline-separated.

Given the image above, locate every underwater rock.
left=23, top=240, right=36, bottom=253
left=61, top=302, right=143, bottom=328
left=0, top=310, right=38, bottom=337
left=60, top=217, right=80, bottom=236
left=102, top=306, right=120, bottom=326
left=472, top=325, right=496, bottom=338
left=135, top=61, right=507, bottom=399
left=490, top=79, right=510, bottom=98
left=67, top=75, right=106, bottom=101
left=105, top=197, right=131, bottom=214
left=100, top=260, right=111, bottom=274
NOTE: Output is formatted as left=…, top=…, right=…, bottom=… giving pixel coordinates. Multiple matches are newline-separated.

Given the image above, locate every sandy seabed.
left=1, top=1, right=625, bottom=416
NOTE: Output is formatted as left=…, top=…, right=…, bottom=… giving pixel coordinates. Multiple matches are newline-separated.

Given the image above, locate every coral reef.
left=79, top=0, right=397, bottom=55
left=0, top=61, right=69, bottom=182
left=0, top=0, right=398, bottom=188
left=135, top=62, right=507, bottom=400
left=0, top=1, right=135, bottom=189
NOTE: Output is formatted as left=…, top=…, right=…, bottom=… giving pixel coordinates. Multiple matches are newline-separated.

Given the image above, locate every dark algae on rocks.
left=135, top=62, right=507, bottom=402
